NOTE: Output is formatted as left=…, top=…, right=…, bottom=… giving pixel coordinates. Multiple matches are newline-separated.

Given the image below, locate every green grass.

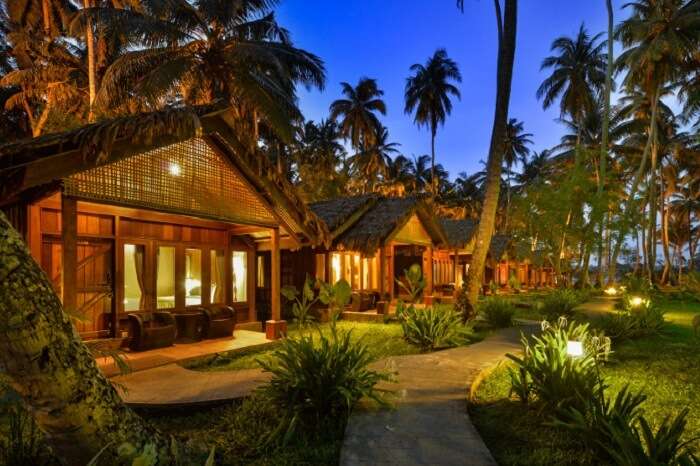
left=470, top=293, right=700, bottom=466
left=185, top=319, right=484, bottom=372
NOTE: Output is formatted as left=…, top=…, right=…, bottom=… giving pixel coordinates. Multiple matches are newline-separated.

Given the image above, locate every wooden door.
left=41, top=238, right=114, bottom=339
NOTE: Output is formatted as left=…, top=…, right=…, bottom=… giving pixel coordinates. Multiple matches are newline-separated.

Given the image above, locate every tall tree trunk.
left=660, top=183, right=672, bottom=284
left=430, top=124, right=437, bottom=198
left=463, top=0, right=517, bottom=314
left=634, top=230, right=641, bottom=274
left=42, top=0, right=51, bottom=35
left=608, top=91, right=659, bottom=282
left=647, top=143, right=659, bottom=282
left=689, top=209, right=695, bottom=272
left=0, top=213, right=179, bottom=464
left=85, top=0, right=97, bottom=122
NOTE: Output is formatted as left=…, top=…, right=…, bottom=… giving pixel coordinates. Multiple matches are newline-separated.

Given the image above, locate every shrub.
left=508, top=273, right=521, bottom=291
left=395, top=264, right=426, bottom=303
left=540, top=289, right=586, bottom=321
left=397, top=303, right=470, bottom=351
left=281, top=276, right=318, bottom=329
left=258, top=327, right=392, bottom=442
left=479, top=297, right=515, bottom=328
left=454, top=282, right=477, bottom=321
left=318, top=279, right=352, bottom=322
left=507, top=318, right=611, bottom=412
left=599, top=295, right=666, bottom=341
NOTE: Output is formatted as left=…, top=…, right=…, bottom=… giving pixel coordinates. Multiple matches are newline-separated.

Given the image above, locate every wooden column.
left=453, top=250, right=458, bottom=288
left=61, top=194, right=78, bottom=314
left=388, top=245, right=395, bottom=301
left=378, top=248, right=386, bottom=296
left=266, top=227, right=286, bottom=340
left=247, top=249, right=256, bottom=322
left=424, top=246, right=434, bottom=305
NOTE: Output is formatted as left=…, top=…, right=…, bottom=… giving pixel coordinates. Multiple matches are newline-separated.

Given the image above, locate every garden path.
left=340, top=322, right=540, bottom=466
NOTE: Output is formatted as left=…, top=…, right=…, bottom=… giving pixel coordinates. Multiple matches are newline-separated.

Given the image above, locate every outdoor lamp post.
left=566, top=340, right=584, bottom=358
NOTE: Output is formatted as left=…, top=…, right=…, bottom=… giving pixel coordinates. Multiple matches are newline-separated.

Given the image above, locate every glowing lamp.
left=168, top=162, right=181, bottom=176
left=604, top=286, right=618, bottom=296
left=567, top=340, right=584, bottom=358
left=629, top=296, right=645, bottom=307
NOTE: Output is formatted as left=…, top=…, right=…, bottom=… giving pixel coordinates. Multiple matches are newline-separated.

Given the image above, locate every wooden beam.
left=425, top=246, right=434, bottom=297
left=247, top=249, right=256, bottom=322
left=60, top=194, right=77, bottom=314
left=270, top=227, right=281, bottom=321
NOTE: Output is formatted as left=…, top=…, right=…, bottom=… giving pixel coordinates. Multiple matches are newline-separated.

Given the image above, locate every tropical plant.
left=258, top=327, right=392, bottom=441
left=281, top=276, right=318, bottom=329
left=600, top=294, right=665, bottom=340
left=330, top=77, right=386, bottom=150
left=318, top=279, right=352, bottom=323
left=539, top=289, right=584, bottom=321
left=502, top=118, right=533, bottom=230
left=0, top=389, right=52, bottom=466
left=396, top=302, right=469, bottom=351
left=404, top=48, right=462, bottom=196
left=396, top=263, right=426, bottom=303
left=348, top=125, right=399, bottom=193
left=507, top=318, right=611, bottom=412
left=479, top=296, right=515, bottom=328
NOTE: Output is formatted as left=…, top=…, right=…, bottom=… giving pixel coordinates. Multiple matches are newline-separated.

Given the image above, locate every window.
left=156, top=246, right=176, bottom=309
left=331, top=253, right=341, bottom=283
left=256, top=255, right=266, bottom=288
left=362, top=257, right=371, bottom=290
left=352, top=254, right=361, bottom=289
left=185, top=248, right=202, bottom=306
left=315, top=254, right=326, bottom=282
left=343, top=254, right=352, bottom=284
left=232, top=251, right=247, bottom=302
left=211, top=250, right=225, bottom=303
left=123, top=244, right=145, bottom=311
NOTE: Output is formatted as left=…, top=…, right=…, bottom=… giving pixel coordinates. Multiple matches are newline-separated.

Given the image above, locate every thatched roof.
left=439, top=218, right=477, bottom=249
left=309, top=194, right=378, bottom=233
left=0, top=104, right=330, bottom=246
left=334, top=195, right=447, bottom=255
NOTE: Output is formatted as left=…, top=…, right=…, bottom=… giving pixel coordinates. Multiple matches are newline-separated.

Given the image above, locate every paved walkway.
left=98, top=330, right=270, bottom=377
left=340, top=323, right=539, bottom=466
left=575, top=295, right=618, bottom=318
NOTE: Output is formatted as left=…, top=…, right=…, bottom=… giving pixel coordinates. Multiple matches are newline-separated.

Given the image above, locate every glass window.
left=256, top=255, right=265, bottom=288
left=211, top=250, right=225, bottom=303
left=371, top=256, right=379, bottom=289
left=315, top=254, right=326, bottom=282
left=362, top=257, right=371, bottom=290
left=352, top=254, right=361, bottom=290
left=343, top=254, right=352, bottom=283
left=185, top=248, right=202, bottom=306
left=156, top=246, right=176, bottom=309
left=331, top=253, right=341, bottom=284
left=232, top=251, right=247, bottom=302
left=123, top=244, right=145, bottom=311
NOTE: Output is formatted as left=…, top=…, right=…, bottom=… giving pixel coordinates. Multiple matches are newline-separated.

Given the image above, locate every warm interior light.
left=604, top=286, right=618, bottom=296
left=168, top=162, right=181, bottom=176
left=331, top=253, right=341, bottom=283
left=185, top=278, right=201, bottom=296
left=567, top=341, right=584, bottom=358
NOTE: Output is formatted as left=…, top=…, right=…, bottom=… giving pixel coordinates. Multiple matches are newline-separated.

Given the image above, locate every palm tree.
left=614, top=0, right=700, bottom=281
left=91, top=0, right=325, bottom=141
left=502, top=118, right=532, bottom=230
left=457, top=0, right=517, bottom=314
left=329, top=77, right=386, bottom=151
left=410, top=154, right=433, bottom=193
left=404, top=48, right=462, bottom=197
left=514, top=150, right=551, bottom=187
left=537, top=24, right=606, bottom=170
left=6, top=0, right=74, bottom=37
left=383, top=154, right=415, bottom=195
left=348, top=126, right=400, bottom=193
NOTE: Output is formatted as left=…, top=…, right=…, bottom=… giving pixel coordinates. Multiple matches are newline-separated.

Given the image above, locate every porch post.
left=61, top=194, right=77, bottom=314
left=266, top=227, right=286, bottom=340
left=453, top=250, right=458, bottom=290
left=424, top=246, right=434, bottom=305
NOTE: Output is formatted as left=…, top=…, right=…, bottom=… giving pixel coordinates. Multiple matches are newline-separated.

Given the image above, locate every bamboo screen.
left=64, top=138, right=277, bottom=226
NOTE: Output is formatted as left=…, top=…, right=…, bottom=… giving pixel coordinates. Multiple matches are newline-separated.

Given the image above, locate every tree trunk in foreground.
left=464, top=0, right=517, bottom=313
left=0, top=212, right=177, bottom=465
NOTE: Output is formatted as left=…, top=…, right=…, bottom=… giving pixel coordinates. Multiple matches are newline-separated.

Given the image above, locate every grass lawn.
left=469, top=294, right=700, bottom=465
left=184, top=319, right=484, bottom=372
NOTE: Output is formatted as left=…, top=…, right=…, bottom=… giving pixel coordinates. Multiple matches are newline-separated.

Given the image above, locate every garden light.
left=629, top=296, right=646, bottom=308
left=604, top=286, right=618, bottom=296
left=567, top=340, right=584, bottom=358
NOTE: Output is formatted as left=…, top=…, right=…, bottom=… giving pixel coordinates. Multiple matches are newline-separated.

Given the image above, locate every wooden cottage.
left=0, top=106, right=329, bottom=343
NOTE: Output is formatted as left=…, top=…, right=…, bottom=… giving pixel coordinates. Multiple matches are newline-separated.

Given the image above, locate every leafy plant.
left=489, top=280, right=498, bottom=295
left=395, top=263, right=425, bottom=303
left=598, top=297, right=666, bottom=341
left=281, top=276, right=318, bottom=329
left=1, top=400, right=48, bottom=466
left=507, top=318, right=611, bottom=412
left=479, top=297, right=516, bottom=328
left=540, top=289, right=584, bottom=321
left=454, top=281, right=477, bottom=321
left=508, top=273, right=521, bottom=291
left=397, top=302, right=469, bottom=351
left=318, top=279, right=352, bottom=323
left=258, top=327, right=392, bottom=442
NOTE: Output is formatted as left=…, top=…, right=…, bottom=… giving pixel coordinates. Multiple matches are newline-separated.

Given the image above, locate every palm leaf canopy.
left=329, top=77, right=387, bottom=149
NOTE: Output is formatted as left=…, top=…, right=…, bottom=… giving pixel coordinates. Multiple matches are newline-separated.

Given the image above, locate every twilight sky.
left=275, top=0, right=623, bottom=179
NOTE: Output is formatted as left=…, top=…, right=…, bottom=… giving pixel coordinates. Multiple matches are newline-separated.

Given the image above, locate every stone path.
left=340, top=323, right=539, bottom=466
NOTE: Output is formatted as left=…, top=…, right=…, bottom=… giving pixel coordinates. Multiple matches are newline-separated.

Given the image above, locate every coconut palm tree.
left=514, top=150, right=552, bottom=187
left=91, top=0, right=324, bottom=142
left=537, top=24, right=606, bottom=170
left=330, top=77, right=386, bottom=152
left=348, top=125, right=400, bottom=193
left=502, top=118, right=532, bottom=230
left=5, top=0, right=74, bottom=37
left=404, top=48, right=462, bottom=197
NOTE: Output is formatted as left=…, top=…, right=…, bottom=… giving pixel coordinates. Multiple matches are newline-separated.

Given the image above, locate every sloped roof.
left=309, top=194, right=378, bottom=232
left=0, top=105, right=330, bottom=246
left=334, top=195, right=446, bottom=255
left=439, top=218, right=477, bottom=249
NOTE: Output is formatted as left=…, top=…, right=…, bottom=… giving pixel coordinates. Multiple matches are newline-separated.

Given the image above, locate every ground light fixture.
left=629, top=296, right=647, bottom=308
left=604, top=286, right=618, bottom=296
left=566, top=340, right=584, bottom=358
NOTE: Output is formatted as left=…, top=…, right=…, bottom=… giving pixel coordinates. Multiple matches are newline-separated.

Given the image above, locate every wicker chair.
left=201, top=304, right=236, bottom=339
left=350, top=292, right=377, bottom=312
left=127, top=312, right=176, bottom=351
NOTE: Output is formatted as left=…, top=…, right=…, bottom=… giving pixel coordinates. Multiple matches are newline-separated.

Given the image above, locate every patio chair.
left=201, top=304, right=236, bottom=339
left=127, top=312, right=177, bottom=351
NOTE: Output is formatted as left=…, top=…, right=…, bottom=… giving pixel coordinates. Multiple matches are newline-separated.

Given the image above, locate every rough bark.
left=0, top=212, right=178, bottom=464
left=464, top=0, right=517, bottom=313
left=84, top=0, right=96, bottom=122
left=431, top=123, right=436, bottom=198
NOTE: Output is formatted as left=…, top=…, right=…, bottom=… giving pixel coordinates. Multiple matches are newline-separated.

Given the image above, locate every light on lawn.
left=629, top=296, right=646, bottom=307
left=567, top=340, right=584, bottom=358
left=168, top=162, right=181, bottom=176
left=604, top=286, right=618, bottom=296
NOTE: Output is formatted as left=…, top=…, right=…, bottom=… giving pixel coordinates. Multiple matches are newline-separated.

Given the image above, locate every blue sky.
left=275, top=0, right=623, bottom=179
